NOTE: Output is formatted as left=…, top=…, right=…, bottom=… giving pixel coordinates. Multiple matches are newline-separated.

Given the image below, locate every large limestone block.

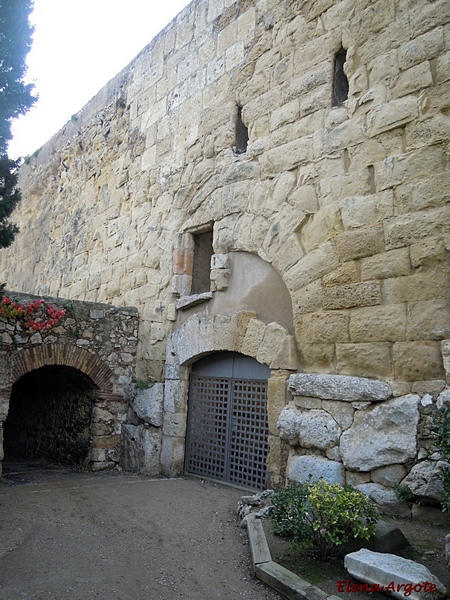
left=349, top=305, right=407, bottom=343
left=365, top=96, right=418, bottom=138
left=288, top=373, right=392, bottom=402
left=285, top=241, right=340, bottom=291
left=277, top=406, right=341, bottom=450
left=131, top=384, right=164, bottom=427
left=260, top=135, right=313, bottom=177
left=340, top=395, right=420, bottom=471
left=323, top=281, right=380, bottom=310
left=344, top=548, right=447, bottom=600
left=297, top=311, right=349, bottom=344
left=393, top=342, right=444, bottom=381
left=332, top=227, right=384, bottom=262
left=336, top=342, right=392, bottom=380
left=288, top=454, right=345, bottom=485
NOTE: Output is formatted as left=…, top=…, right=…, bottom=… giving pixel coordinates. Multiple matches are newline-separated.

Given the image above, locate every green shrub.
left=132, top=377, right=151, bottom=391
left=433, top=406, right=450, bottom=511
left=269, top=479, right=379, bottom=560
left=393, top=483, right=415, bottom=509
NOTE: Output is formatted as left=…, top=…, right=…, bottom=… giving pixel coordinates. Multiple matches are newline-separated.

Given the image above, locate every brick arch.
left=12, top=344, right=114, bottom=392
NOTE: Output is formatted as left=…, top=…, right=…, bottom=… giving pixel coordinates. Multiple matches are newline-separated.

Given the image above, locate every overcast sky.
left=8, top=0, right=192, bottom=159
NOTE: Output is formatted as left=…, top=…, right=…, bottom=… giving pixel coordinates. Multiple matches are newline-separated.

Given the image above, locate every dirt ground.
left=0, top=463, right=284, bottom=600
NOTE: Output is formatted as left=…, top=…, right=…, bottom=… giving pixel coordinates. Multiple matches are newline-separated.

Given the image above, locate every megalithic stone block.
left=344, top=548, right=447, bottom=600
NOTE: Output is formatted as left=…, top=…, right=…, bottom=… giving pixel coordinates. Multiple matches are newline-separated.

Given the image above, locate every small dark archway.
left=4, top=365, right=98, bottom=467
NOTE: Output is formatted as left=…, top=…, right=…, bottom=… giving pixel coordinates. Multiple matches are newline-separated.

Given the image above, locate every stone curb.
left=246, top=515, right=341, bottom=600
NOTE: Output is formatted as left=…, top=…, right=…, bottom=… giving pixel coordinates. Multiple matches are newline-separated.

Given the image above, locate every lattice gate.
left=185, top=353, right=269, bottom=490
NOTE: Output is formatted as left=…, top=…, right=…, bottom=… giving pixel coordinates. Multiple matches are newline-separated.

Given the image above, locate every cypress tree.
left=0, top=0, right=37, bottom=249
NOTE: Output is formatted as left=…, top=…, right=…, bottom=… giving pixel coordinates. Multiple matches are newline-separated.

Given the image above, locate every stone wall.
left=0, top=292, right=139, bottom=473
left=278, top=372, right=450, bottom=511
left=0, top=0, right=449, bottom=484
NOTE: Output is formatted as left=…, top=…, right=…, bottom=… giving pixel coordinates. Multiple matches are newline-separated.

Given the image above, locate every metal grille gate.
left=185, top=353, right=269, bottom=490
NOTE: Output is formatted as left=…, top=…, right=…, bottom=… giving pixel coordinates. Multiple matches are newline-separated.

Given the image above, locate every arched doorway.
left=185, top=352, right=270, bottom=490
left=4, top=365, right=98, bottom=467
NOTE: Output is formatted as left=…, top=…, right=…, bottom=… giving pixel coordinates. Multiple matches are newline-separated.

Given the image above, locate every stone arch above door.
left=12, top=344, right=114, bottom=392
left=167, top=312, right=299, bottom=371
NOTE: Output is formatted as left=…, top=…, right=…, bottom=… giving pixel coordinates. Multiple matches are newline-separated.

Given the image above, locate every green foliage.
left=0, top=0, right=37, bottom=153
left=0, top=0, right=37, bottom=254
left=70, top=114, right=78, bottom=122
left=433, top=406, right=450, bottom=511
left=0, top=156, right=21, bottom=247
left=393, top=483, right=415, bottom=509
left=133, top=378, right=151, bottom=391
left=23, top=147, right=41, bottom=165
left=270, top=480, right=379, bottom=560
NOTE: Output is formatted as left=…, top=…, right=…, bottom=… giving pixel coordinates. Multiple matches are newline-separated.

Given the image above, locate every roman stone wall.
left=0, top=0, right=449, bottom=482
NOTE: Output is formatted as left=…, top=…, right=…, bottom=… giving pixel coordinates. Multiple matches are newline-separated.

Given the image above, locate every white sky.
left=8, top=0, right=192, bottom=159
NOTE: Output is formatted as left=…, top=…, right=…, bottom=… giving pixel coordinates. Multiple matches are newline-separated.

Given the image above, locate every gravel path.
left=0, top=466, right=284, bottom=600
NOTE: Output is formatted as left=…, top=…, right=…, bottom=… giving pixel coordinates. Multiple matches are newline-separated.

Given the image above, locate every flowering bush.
left=269, top=479, right=378, bottom=560
left=0, top=296, right=66, bottom=332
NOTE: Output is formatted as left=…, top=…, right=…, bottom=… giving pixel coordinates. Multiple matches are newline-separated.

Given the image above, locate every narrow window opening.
left=234, top=106, right=248, bottom=154
left=332, top=48, right=349, bottom=107
left=191, top=229, right=214, bottom=294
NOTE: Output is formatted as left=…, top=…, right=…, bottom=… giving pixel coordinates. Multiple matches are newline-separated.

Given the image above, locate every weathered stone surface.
left=355, top=483, right=400, bottom=514
left=371, top=464, right=407, bottom=487
left=340, top=395, right=420, bottom=471
left=344, top=548, right=447, bottom=600
left=336, top=343, right=392, bottom=380
left=277, top=406, right=341, bottom=450
left=323, top=281, right=380, bottom=310
left=349, top=305, right=406, bottom=343
left=332, top=227, right=385, bottom=262
left=437, top=387, right=450, bottom=409
left=400, top=460, right=447, bottom=503
left=131, top=384, right=164, bottom=427
left=121, top=424, right=161, bottom=475
left=288, top=455, right=345, bottom=485
left=288, top=373, right=392, bottom=402
left=393, top=342, right=444, bottom=381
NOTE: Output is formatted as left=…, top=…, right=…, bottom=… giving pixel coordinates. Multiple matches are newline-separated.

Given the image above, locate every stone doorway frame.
left=0, top=344, right=126, bottom=474
left=161, top=312, right=299, bottom=487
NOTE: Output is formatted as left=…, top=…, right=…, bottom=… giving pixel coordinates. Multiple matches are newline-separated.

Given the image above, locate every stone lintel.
left=175, top=292, right=213, bottom=310
left=288, top=373, right=392, bottom=402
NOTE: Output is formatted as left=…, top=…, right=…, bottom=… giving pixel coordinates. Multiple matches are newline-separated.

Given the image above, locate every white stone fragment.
left=420, top=394, right=433, bottom=407
left=344, top=548, right=447, bottom=600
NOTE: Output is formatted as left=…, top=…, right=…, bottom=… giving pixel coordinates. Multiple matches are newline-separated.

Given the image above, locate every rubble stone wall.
left=279, top=372, right=450, bottom=509
left=0, top=292, right=139, bottom=474
left=0, top=0, right=449, bottom=481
